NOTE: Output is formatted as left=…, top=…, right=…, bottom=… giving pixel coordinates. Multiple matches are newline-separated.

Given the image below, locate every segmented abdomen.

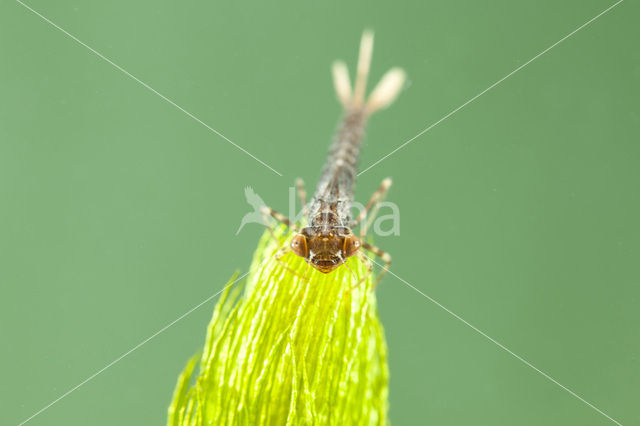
left=308, top=109, right=368, bottom=227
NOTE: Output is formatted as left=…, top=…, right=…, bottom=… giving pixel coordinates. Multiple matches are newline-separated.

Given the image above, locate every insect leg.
left=261, top=206, right=311, bottom=281
left=261, top=206, right=297, bottom=249
left=361, top=241, right=391, bottom=291
left=261, top=206, right=299, bottom=231
left=261, top=207, right=283, bottom=246
left=353, top=177, right=392, bottom=237
left=273, top=245, right=311, bottom=283
left=344, top=252, right=374, bottom=294
left=295, top=178, right=307, bottom=216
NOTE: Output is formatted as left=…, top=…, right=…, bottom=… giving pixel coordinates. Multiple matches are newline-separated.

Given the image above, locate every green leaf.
left=168, top=227, right=389, bottom=425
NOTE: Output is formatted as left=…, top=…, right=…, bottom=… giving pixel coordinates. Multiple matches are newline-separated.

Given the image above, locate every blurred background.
left=1, top=0, right=638, bottom=424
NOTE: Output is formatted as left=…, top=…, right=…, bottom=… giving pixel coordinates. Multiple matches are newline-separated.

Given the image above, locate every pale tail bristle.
left=352, top=30, right=374, bottom=107
left=331, top=31, right=405, bottom=114
left=365, top=67, right=406, bottom=113
left=332, top=61, right=352, bottom=107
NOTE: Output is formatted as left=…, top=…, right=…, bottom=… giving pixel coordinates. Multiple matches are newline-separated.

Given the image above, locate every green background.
left=1, top=0, right=638, bottom=424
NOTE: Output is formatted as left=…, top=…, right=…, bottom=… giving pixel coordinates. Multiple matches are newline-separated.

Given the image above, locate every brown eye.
left=290, top=235, right=308, bottom=258
left=343, top=235, right=360, bottom=258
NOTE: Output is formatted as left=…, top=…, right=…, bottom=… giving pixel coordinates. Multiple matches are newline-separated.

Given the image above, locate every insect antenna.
left=339, top=254, right=357, bottom=286
left=301, top=261, right=312, bottom=282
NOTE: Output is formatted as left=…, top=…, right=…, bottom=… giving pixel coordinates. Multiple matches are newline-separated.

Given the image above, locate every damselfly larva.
left=262, top=31, right=405, bottom=285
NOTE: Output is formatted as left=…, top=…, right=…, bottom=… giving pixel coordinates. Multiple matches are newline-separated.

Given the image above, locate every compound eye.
left=290, top=234, right=308, bottom=258
left=343, top=235, right=361, bottom=258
